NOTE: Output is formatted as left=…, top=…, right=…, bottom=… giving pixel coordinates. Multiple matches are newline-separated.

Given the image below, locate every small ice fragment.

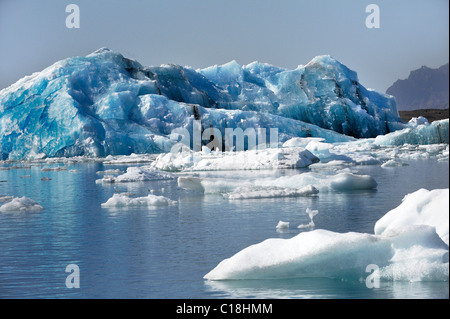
left=298, top=207, right=319, bottom=229
left=276, top=221, right=290, bottom=230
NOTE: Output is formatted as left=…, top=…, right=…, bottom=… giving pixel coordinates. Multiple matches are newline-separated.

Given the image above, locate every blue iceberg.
left=374, top=119, right=449, bottom=146
left=0, top=48, right=405, bottom=160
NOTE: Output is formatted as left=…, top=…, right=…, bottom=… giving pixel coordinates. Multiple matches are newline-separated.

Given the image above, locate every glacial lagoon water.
left=0, top=157, right=448, bottom=299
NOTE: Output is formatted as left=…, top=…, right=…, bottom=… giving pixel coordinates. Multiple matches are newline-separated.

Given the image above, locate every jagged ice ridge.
left=0, top=48, right=408, bottom=160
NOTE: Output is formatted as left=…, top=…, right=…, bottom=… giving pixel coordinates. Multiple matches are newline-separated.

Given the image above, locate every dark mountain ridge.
left=387, top=63, right=449, bottom=111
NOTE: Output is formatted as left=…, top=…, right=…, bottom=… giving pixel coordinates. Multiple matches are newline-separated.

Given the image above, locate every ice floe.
left=97, top=166, right=176, bottom=183
left=101, top=193, right=177, bottom=208
left=178, top=171, right=376, bottom=197
left=0, top=196, right=44, bottom=212
left=276, top=221, right=290, bottom=231
left=204, top=188, right=449, bottom=281
left=152, top=147, right=319, bottom=171
left=375, top=188, right=449, bottom=245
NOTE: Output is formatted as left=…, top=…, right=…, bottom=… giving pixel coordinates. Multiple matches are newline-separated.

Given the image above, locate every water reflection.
left=205, top=278, right=449, bottom=299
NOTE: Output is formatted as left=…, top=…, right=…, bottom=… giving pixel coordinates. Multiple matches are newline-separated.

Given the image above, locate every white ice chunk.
left=204, top=225, right=448, bottom=281
left=101, top=193, right=177, bottom=208
left=375, top=119, right=449, bottom=146
left=205, top=188, right=449, bottom=281
left=408, top=116, right=429, bottom=127
left=97, top=166, right=176, bottom=183
left=0, top=196, right=44, bottom=212
left=271, top=172, right=377, bottom=192
left=381, top=159, right=407, bottom=168
left=374, top=188, right=449, bottom=245
left=282, top=137, right=326, bottom=148
left=152, top=147, right=319, bottom=171
left=276, top=221, right=290, bottom=230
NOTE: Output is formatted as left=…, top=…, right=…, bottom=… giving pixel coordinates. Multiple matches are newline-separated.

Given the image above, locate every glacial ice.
left=101, top=193, right=177, bottom=208
left=374, top=188, right=449, bottom=245
left=0, top=48, right=404, bottom=160
left=177, top=170, right=376, bottom=198
left=374, top=119, right=449, bottom=146
left=204, top=188, right=449, bottom=281
left=204, top=224, right=448, bottom=281
left=152, top=147, right=319, bottom=172
left=0, top=196, right=44, bottom=212
left=270, top=172, right=377, bottom=192
left=276, top=221, right=290, bottom=231
left=97, top=166, right=176, bottom=183
left=198, top=55, right=401, bottom=138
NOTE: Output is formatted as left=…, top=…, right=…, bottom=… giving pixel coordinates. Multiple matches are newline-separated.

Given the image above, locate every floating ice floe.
left=204, top=188, right=449, bottom=281
left=102, top=153, right=157, bottom=165
left=276, top=221, right=290, bottom=231
left=101, top=193, right=177, bottom=208
left=178, top=171, right=376, bottom=196
left=152, top=147, right=319, bottom=171
left=0, top=195, right=14, bottom=203
left=270, top=172, right=377, bottom=192
left=97, top=166, right=177, bottom=183
left=381, top=159, right=407, bottom=168
left=375, top=188, right=449, bottom=245
left=0, top=196, right=44, bottom=212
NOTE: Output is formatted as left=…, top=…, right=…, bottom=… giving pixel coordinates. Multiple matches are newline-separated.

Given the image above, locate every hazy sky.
left=0, top=0, right=448, bottom=92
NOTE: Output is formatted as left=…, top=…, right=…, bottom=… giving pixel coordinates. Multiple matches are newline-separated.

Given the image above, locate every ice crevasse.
left=204, top=188, right=449, bottom=281
left=0, top=48, right=406, bottom=160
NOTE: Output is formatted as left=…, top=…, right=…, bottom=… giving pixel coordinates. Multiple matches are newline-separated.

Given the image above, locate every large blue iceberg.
left=0, top=48, right=405, bottom=160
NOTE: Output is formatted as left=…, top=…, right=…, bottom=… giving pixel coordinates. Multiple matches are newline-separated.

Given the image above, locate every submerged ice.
left=0, top=48, right=407, bottom=160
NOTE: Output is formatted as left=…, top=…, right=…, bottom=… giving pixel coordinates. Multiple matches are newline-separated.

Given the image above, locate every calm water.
left=0, top=158, right=448, bottom=299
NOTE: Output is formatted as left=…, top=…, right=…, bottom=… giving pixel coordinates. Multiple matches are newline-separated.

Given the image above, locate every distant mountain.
left=386, top=63, right=449, bottom=111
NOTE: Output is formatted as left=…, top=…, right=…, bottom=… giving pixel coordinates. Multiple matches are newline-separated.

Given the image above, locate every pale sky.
left=0, top=0, right=448, bottom=92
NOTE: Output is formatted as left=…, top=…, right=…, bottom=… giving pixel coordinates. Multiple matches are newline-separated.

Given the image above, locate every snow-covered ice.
left=0, top=196, right=44, bottom=212
left=177, top=171, right=375, bottom=196
left=271, top=172, right=377, bottom=192
left=101, top=193, right=177, bottom=208
left=204, top=188, right=449, bottom=281
left=374, top=119, right=449, bottom=146
left=97, top=166, right=176, bottom=183
left=204, top=224, right=448, bottom=281
left=375, top=188, right=449, bottom=245
left=152, top=147, right=319, bottom=171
